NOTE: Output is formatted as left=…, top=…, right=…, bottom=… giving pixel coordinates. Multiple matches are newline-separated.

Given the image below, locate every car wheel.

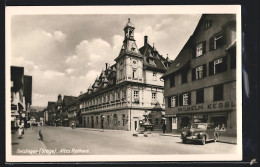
left=182, top=138, right=187, bottom=144
left=201, top=136, right=206, bottom=145
left=214, top=134, right=218, bottom=142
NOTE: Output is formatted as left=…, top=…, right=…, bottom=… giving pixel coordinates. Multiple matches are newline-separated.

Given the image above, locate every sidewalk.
left=11, top=127, right=46, bottom=155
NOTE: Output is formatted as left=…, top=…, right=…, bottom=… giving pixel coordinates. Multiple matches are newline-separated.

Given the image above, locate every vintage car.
left=181, top=123, right=219, bottom=145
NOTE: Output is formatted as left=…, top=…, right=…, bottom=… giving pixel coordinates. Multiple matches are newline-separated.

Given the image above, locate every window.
left=133, top=90, right=139, bottom=99
left=210, top=31, right=226, bottom=50
left=194, top=41, right=206, bottom=58
left=180, top=116, right=191, bottom=129
left=214, top=84, right=224, bottom=101
left=192, top=64, right=206, bottom=80
left=107, top=94, right=110, bottom=102
left=117, top=92, right=120, bottom=100
left=132, top=69, right=137, bottom=79
left=112, top=94, right=115, bottom=101
left=179, top=93, right=191, bottom=106
left=152, top=72, right=157, bottom=81
left=196, top=66, right=203, bottom=79
left=122, top=91, right=126, bottom=100
left=152, top=92, right=157, bottom=102
left=196, top=43, right=203, bottom=57
left=211, top=116, right=227, bottom=131
left=96, top=116, right=98, bottom=125
left=171, top=96, right=178, bottom=107
left=209, top=57, right=227, bottom=75
left=196, top=89, right=204, bottom=104
left=170, top=75, right=175, bottom=87
left=181, top=70, right=188, bottom=84
left=183, top=93, right=189, bottom=106
left=87, top=117, right=89, bottom=126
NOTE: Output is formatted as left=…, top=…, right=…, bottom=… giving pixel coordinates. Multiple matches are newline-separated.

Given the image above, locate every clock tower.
left=115, top=18, right=143, bottom=84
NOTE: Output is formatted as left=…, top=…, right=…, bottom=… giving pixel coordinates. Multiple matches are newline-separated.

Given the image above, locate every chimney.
left=105, top=63, right=108, bottom=70
left=144, top=36, right=148, bottom=45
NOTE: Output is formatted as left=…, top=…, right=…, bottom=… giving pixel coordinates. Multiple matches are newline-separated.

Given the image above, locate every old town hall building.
left=162, top=14, right=236, bottom=137
left=80, top=19, right=172, bottom=131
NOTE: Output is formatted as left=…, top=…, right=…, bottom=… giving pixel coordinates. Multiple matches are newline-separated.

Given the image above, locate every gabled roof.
left=139, top=43, right=168, bottom=73
left=161, top=15, right=206, bottom=79
left=161, top=36, right=193, bottom=78
left=63, top=95, right=77, bottom=106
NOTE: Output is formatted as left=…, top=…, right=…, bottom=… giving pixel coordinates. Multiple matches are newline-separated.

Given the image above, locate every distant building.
left=80, top=19, right=171, bottom=131
left=46, top=101, right=56, bottom=125
left=161, top=14, right=236, bottom=136
left=67, top=97, right=80, bottom=127
left=62, top=95, right=77, bottom=127
left=11, top=66, right=32, bottom=129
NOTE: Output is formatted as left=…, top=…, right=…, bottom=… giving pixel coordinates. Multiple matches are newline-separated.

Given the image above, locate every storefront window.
left=211, top=116, right=227, bottom=131
left=180, top=116, right=191, bottom=129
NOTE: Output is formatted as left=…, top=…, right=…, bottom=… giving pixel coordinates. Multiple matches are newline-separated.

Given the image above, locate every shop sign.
left=177, top=101, right=236, bottom=112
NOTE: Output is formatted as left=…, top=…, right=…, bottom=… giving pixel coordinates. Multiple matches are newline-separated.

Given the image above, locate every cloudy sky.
left=11, top=14, right=201, bottom=107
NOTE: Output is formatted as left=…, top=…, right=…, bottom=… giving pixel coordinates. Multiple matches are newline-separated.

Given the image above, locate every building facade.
left=11, top=66, right=32, bottom=129
left=162, top=14, right=236, bottom=137
left=80, top=19, right=171, bottom=131
left=46, top=101, right=56, bottom=125
left=67, top=97, right=80, bottom=127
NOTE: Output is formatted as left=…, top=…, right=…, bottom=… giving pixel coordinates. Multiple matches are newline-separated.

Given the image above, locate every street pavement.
left=11, top=126, right=237, bottom=155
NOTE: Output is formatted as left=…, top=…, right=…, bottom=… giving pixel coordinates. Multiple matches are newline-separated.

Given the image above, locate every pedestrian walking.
left=162, top=122, right=166, bottom=133
left=18, top=122, right=23, bottom=139
left=38, top=130, right=43, bottom=141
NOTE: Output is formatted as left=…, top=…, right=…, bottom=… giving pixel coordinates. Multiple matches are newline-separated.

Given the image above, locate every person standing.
left=162, top=122, right=166, bottom=133
left=18, top=122, right=23, bottom=139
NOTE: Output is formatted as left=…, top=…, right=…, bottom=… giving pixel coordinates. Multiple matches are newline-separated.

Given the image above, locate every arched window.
left=113, top=114, right=118, bottom=126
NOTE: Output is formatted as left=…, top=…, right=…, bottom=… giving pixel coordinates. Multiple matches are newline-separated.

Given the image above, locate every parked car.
left=181, top=123, right=219, bottom=145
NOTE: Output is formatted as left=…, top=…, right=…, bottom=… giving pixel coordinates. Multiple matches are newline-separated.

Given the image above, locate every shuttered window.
left=209, top=30, right=227, bottom=50
left=192, top=64, right=207, bottom=80
left=209, top=57, right=227, bottom=75
left=194, top=41, right=206, bottom=58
